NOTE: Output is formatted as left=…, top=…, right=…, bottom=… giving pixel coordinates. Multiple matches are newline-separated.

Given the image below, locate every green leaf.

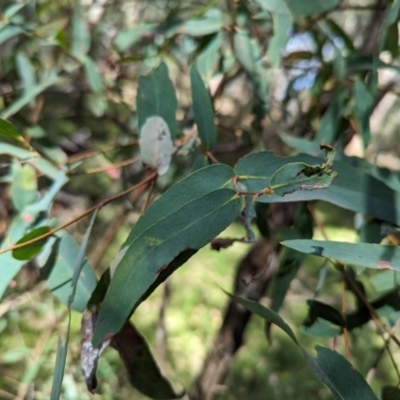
left=383, top=22, right=399, bottom=59
left=137, top=62, right=178, bottom=139
left=190, top=66, right=217, bottom=150
left=180, top=10, right=224, bottom=36
left=314, top=88, right=347, bottom=144
left=270, top=155, right=337, bottom=196
left=93, top=165, right=241, bottom=346
left=282, top=240, right=400, bottom=271
left=111, top=321, right=182, bottom=399
left=0, top=118, right=23, bottom=141
left=195, top=33, right=222, bottom=83
left=235, top=152, right=400, bottom=226
left=10, top=161, right=37, bottom=211
left=71, top=2, right=90, bottom=60
left=353, top=79, right=374, bottom=149
left=254, top=0, right=293, bottom=67
left=114, top=23, right=156, bottom=52
left=16, top=53, right=36, bottom=102
left=83, top=56, right=104, bottom=94
left=12, top=226, right=50, bottom=261
left=69, top=210, right=98, bottom=307
left=381, top=386, right=400, bottom=400
left=45, top=233, right=97, bottom=312
left=50, top=319, right=70, bottom=400
left=0, top=25, right=24, bottom=46
left=285, top=0, right=339, bottom=18
left=0, top=72, right=59, bottom=119
left=227, top=293, right=377, bottom=400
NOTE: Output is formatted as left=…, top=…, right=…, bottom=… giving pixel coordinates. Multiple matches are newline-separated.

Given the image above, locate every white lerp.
left=140, top=116, right=173, bottom=176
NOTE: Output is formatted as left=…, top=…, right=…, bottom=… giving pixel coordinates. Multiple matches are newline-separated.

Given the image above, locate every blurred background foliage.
left=1, top=0, right=400, bottom=399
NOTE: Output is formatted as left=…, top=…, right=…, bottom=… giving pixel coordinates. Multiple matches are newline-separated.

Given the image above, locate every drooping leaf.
left=254, top=0, right=293, bottom=67
left=93, top=165, right=241, bottom=346
left=137, top=62, right=178, bottom=139
left=80, top=311, right=112, bottom=393
left=140, top=116, right=173, bottom=176
left=12, top=226, right=51, bottom=261
left=69, top=210, right=99, bottom=307
left=0, top=118, right=23, bottom=141
left=227, top=293, right=377, bottom=400
left=44, top=233, right=97, bottom=312
left=180, top=9, right=224, bottom=36
left=353, top=79, right=374, bottom=149
left=285, top=0, right=339, bottom=18
left=235, top=151, right=400, bottom=226
left=282, top=240, right=400, bottom=271
left=10, top=161, right=37, bottom=211
left=50, top=328, right=70, bottom=400
left=190, top=66, right=217, bottom=150
left=110, top=321, right=182, bottom=399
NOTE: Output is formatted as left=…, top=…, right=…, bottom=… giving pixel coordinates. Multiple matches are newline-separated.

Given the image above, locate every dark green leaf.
left=227, top=293, right=377, bottom=400
left=12, top=226, right=50, bottom=261
left=282, top=240, right=400, bottom=271
left=93, top=165, right=241, bottom=346
left=137, top=62, right=178, bottom=139
left=0, top=118, right=23, bottom=141
left=235, top=152, right=400, bottom=226
left=111, top=321, right=182, bottom=399
left=353, top=79, right=374, bottom=149
left=190, top=66, right=217, bottom=150
left=50, top=329, right=70, bottom=400
left=383, top=23, right=399, bottom=58
left=381, top=386, right=400, bottom=400
left=195, top=33, right=222, bottom=82
left=285, top=0, right=339, bottom=17
left=314, top=89, right=347, bottom=144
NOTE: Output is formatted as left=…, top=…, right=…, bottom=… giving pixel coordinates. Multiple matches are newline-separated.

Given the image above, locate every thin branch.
left=70, top=156, right=140, bottom=176
left=0, top=171, right=157, bottom=256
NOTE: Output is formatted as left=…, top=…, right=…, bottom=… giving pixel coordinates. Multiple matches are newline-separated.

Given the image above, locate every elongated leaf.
left=16, top=53, right=36, bottom=102
left=83, top=56, right=104, bottom=94
left=235, top=152, right=400, bottom=226
left=69, top=210, right=98, bottom=306
left=195, top=33, right=222, bottom=82
left=137, top=62, right=178, bottom=139
left=254, top=0, right=293, bottom=67
left=282, top=240, right=400, bottom=271
left=111, top=321, right=182, bottom=399
left=353, top=79, right=374, bottom=149
left=190, top=66, right=217, bottom=150
left=12, top=226, right=50, bottom=261
left=0, top=118, right=23, bottom=141
left=50, top=327, right=70, bottom=400
left=180, top=9, right=223, bottom=36
left=11, top=161, right=37, bottom=211
left=71, top=2, right=90, bottom=60
left=93, top=165, right=241, bottom=346
left=228, top=293, right=377, bottom=400
left=114, top=23, right=156, bottom=51
left=45, top=233, right=97, bottom=312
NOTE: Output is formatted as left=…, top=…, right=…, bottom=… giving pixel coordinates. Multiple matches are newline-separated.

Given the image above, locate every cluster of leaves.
left=2, top=0, right=400, bottom=399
